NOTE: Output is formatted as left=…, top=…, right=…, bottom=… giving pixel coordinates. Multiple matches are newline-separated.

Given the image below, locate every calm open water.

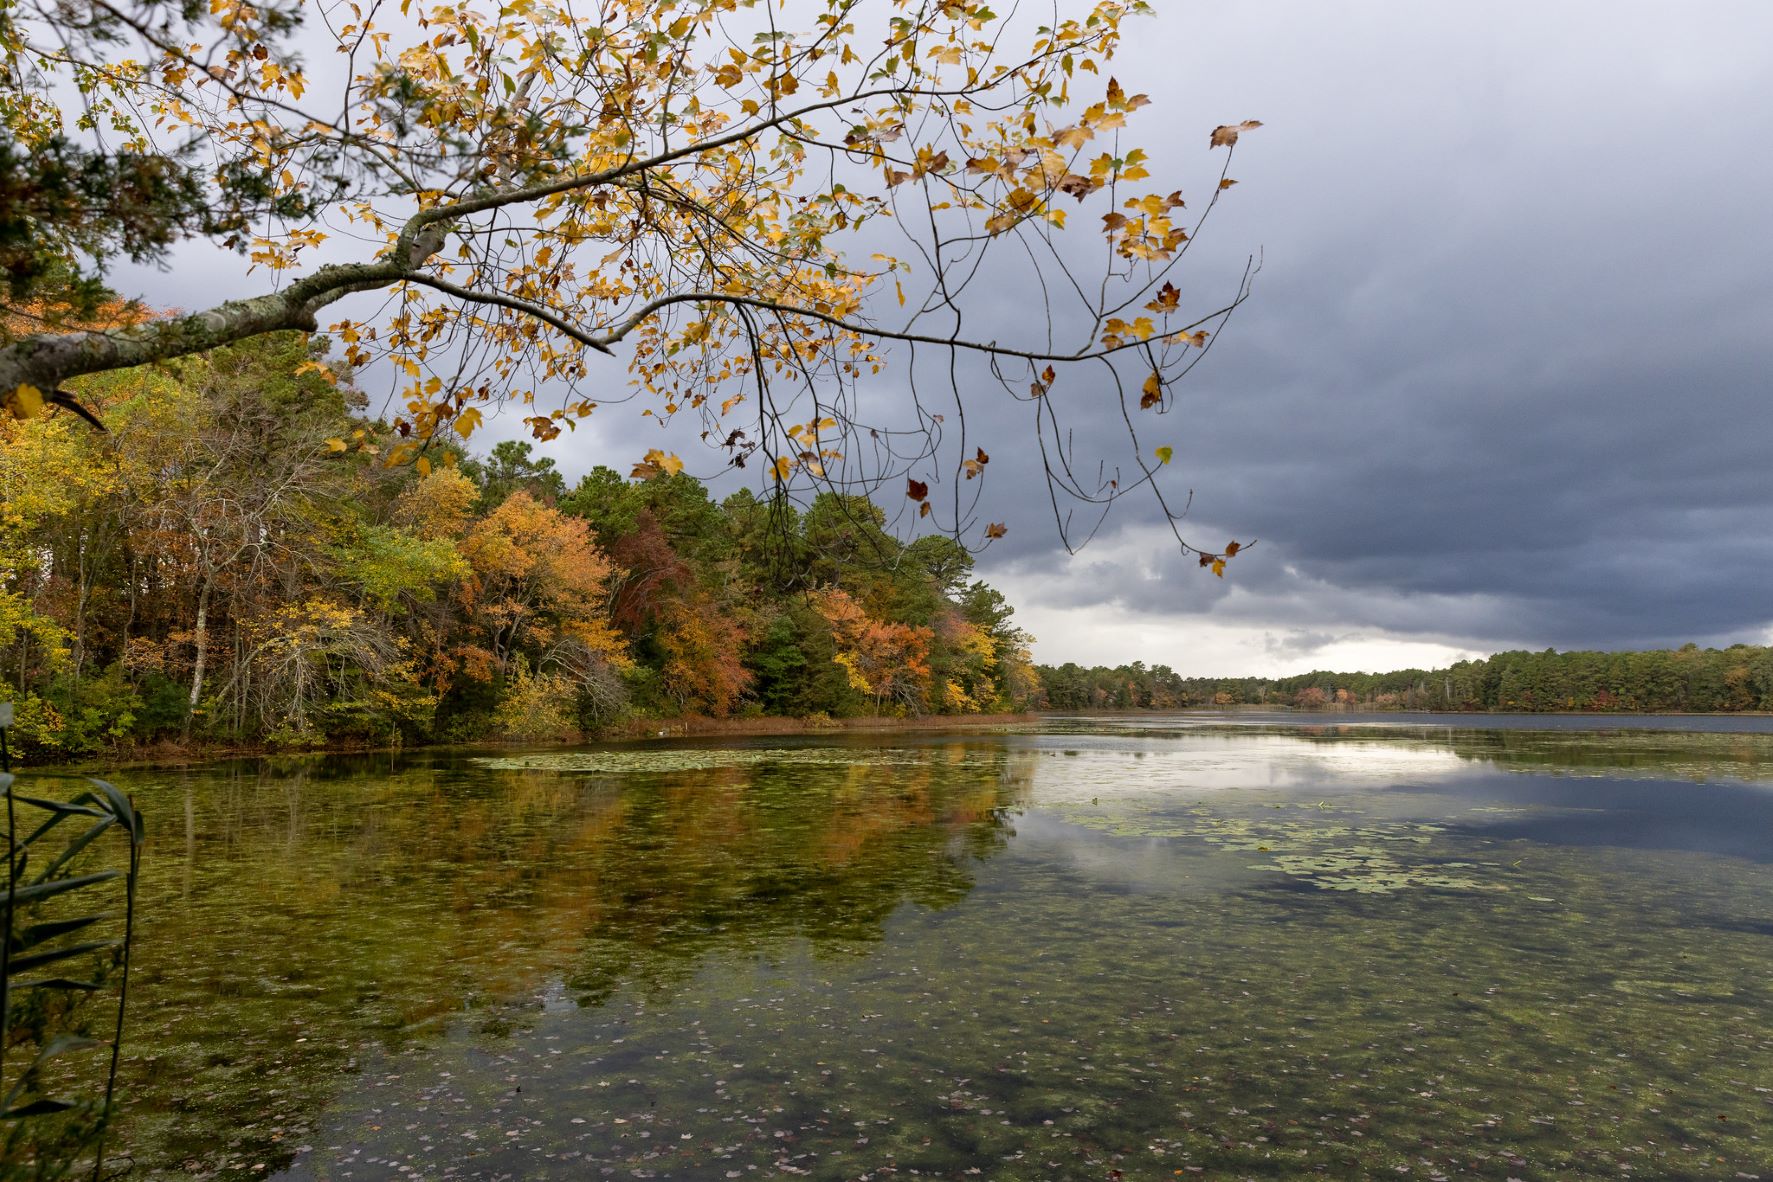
left=77, top=716, right=1773, bottom=1179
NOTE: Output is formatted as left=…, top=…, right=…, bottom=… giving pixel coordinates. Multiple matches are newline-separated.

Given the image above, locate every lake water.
left=79, top=716, right=1773, bottom=1178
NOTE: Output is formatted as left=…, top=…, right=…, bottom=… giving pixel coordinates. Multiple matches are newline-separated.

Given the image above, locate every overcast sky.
left=118, top=1, right=1773, bottom=676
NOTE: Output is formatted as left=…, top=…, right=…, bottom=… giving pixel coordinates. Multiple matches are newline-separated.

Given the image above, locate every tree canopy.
left=0, top=332, right=1041, bottom=759
left=0, top=0, right=1255, bottom=558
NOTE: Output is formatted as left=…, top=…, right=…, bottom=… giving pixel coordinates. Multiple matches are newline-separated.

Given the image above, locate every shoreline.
left=47, top=711, right=1045, bottom=774
left=37, top=705, right=1773, bottom=775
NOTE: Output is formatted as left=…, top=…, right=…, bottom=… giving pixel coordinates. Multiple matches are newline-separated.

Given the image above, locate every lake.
left=78, top=716, right=1773, bottom=1178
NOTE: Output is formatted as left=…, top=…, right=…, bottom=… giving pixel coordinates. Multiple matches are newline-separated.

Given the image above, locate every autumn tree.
left=455, top=489, right=627, bottom=683
left=814, top=587, right=932, bottom=713
left=0, top=0, right=1255, bottom=561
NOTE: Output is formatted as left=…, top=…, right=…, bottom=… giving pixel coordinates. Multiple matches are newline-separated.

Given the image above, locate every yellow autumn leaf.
left=6, top=384, right=45, bottom=420
left=1155, top=445, right=1173, bottom=465
left=453, top=406, right=483, bottom=438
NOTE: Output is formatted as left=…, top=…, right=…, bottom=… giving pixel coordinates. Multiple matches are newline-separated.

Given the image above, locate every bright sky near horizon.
left=113, top=1, right=1773, bottom=677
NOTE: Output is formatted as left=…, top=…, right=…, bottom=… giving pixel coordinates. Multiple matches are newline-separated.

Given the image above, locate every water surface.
left=86, top=717, right=1773, bottom=1179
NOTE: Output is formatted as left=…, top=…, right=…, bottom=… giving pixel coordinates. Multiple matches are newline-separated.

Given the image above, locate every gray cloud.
left=969, top=1, right=1773, bottom=660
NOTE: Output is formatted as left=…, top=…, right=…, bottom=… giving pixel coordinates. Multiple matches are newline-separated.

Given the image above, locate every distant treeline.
left=1038, top=644, right=1773, bottom=714
left=1, top=332, right=1037, bottom=761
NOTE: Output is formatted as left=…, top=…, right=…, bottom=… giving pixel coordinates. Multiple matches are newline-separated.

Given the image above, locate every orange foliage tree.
left=814, top=588, right=933, bottom=714
left=455, top=491, right=627, bottom=685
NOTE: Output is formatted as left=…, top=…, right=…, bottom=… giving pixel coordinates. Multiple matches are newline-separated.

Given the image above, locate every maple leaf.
left=1209, top=119, right=1263, bottom=149
left=1055, top=173, right=1097, bottom=200
left=906, top=477, right=929, bottom=502
left=1145, top=281, right=1181, bottom=314
left=1140, top=372, right=1163, bottom=410
left=984, top=522, right=1007, bottom=539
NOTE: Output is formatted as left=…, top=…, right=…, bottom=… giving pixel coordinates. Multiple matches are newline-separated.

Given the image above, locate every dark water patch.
left=1435, top=772, right=1773, bottom=861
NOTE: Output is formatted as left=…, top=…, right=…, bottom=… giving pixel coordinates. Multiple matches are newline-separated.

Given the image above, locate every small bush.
left=492, top=662, right=580, bottom=741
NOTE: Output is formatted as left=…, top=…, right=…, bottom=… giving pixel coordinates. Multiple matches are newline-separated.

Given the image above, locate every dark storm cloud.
left=969, top=0, right=1773, bottom=658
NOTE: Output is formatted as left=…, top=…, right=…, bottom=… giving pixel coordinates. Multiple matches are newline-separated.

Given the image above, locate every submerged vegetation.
left=72, top=724, right=1773, bottom=1179
left=0, top=335, right=1038, bottom=762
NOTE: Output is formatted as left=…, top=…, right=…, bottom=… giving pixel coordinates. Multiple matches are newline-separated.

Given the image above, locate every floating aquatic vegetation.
left=1046, top=786, right=1490, bottom=893
left=1250, top=845, right=1503, bottom=893
left=474, top=746, right=940, bottom=775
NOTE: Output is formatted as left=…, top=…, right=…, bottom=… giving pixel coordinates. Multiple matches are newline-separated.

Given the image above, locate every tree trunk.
left=185, top=576, right=212, bottom=737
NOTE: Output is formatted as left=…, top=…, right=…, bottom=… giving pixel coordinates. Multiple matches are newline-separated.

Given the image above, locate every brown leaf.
left=1209, top=119, right=1263, bottom=149
left=1198, top=552, right=1215, bottom=568
left=1140, top=371, right=1163, bottom=410
left=906, top=477, right=928, bottom=502
left=919, top=501, right=932, bottom=518
left=1218, top=177, right=1238, bottom=190
left=984, top=522, right=1007, bottom=539
left=1144, top=281, right=1181, bottom=314
left=975, top=447, right=990, bottom=465
left=1224, top=539, right=1241, bottom=557
left=1055, top=173, right=1097, bottom=200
